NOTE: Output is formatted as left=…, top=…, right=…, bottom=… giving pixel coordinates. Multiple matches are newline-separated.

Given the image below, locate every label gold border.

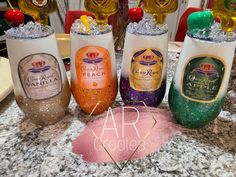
left=128, top=48, right=165, bottom=92
left=180, top=54, right=227, bottom=103
left=75, top=45, right=112, bottom=90
left=18, top=53, right=63, bottom=101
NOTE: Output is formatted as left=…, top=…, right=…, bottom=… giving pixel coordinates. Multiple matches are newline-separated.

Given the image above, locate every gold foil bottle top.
left=84, top=0, right=118, bottom=25
left=18, top=0, right=57, bottom=25
left=212, top=0, right=236, bottom=32
left=143, top=0, right=178, bottom=24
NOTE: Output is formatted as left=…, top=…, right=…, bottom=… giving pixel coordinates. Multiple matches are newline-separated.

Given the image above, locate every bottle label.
left=76, top=46, right=111, bottom=89
left=32, top=0, right=48, bottom=7
left=224, top=0, right=236, bottom=11
left=155, top=0, right=171, bottom=7
left=181, top=56, right=225, bottom=102
left=18, top=53, right=62, bottom=100
left=129, top=49, right=164, bottom=92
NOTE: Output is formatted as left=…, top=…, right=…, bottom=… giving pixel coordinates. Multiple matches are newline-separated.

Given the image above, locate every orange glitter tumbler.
left=70, top=19, right=118, bottom=115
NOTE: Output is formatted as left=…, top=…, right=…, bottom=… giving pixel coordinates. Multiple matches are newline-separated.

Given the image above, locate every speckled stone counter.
left=0, top=51, right=236, bottom=177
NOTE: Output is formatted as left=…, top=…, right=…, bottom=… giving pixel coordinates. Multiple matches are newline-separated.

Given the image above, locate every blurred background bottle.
left=110, top=0, right=129, bottom=52
left=19, top=0, right=57, bottom=25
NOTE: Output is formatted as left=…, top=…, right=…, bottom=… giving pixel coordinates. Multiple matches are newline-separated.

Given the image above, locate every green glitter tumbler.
left=169, top=35, right=236, bottom=128
left=168, top=12, right=236, bottom=128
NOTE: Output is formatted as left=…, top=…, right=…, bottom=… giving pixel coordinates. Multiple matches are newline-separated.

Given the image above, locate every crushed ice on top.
left=188, top=22, right=236, bottom=42
left=5, top=22, right=54, bottom=39
left=127, top=13, right=168, bottom=35
left=70, top=16, right=112, bottom=35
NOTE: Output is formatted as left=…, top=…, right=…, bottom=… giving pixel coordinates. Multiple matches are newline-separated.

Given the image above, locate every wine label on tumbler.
left=76, top=46, right=111, bottom=89
left=129, top=49, right=163, bottom=92
left=18, top=53, right=62, bottom=100
left=224, top=0, right=236, bottom=11
left=32, top=0, right=48, bottom=7
left=181, top=56, right=226, bottom=102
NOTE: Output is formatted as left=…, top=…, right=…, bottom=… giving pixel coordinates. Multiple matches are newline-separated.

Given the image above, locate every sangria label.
left=224, top=0, right=236, bottom=11
left=18, top=53, right=62, bottom=100
left=32, top=0, right=48, bottom=7
left=76, top=46, right=111, bottom=89
left=181, top=56, right=225, bottom=102
left=129, top=49, right=163, bottom=92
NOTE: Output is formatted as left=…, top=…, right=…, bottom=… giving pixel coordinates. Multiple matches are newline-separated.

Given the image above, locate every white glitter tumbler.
left=6, top=23, right=71, bottom=126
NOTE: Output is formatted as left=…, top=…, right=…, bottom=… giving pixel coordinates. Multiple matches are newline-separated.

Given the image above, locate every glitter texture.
left=168, top=82, right=223, bottom=128
left=0, top=54, right=236, bottom=176
left=120, top=77, right=166, bottom=106
left=71, top=78, right=117, bottom=115
left=15, top=81, right=71, bottom=126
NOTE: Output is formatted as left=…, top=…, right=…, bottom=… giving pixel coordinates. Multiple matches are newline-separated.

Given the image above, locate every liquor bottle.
left=18, top=0, right=57, bottom=25
left=143, top=0, right=178, bottom=24
left=212, top=0, right=236, bottom=32
left=84, top=0, right=119, bottom=25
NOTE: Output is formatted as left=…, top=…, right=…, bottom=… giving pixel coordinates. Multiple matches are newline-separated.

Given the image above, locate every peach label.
left=76, top=46, right=111, bottom=89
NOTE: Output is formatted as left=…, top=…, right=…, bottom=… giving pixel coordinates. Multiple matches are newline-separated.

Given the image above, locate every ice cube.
left=127, top=13, right=168, bottom=36
left=188, top=22, right=236, bottom=42
left=70, top=16, right=112, bottom=35
left=5, top=21, right=54, bottom=39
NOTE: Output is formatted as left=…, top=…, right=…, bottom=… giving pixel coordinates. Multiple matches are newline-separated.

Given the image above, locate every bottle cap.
left=188, top=11, right=214, bottom=34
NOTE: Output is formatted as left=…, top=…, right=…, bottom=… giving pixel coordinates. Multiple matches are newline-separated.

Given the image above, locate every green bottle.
left=168, top=11, right=236, bottom=128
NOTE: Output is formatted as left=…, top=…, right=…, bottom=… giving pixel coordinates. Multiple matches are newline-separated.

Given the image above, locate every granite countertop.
left=0, top=51, right=236, bottom=177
